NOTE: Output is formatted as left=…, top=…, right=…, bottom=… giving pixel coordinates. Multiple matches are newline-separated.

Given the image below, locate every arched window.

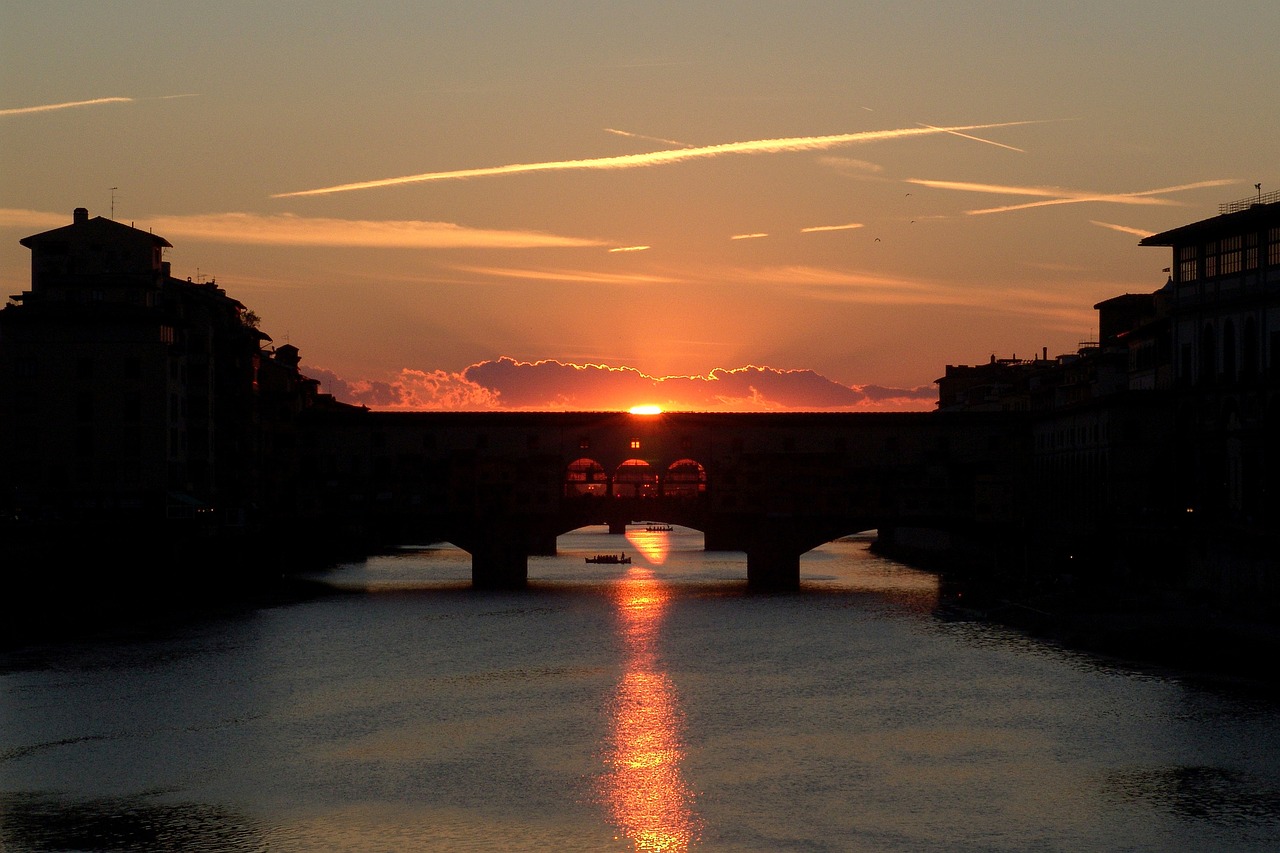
left=663, top=458, right=707, bottom=498
left=564, top=457, right=607, bottom=497
left=613, top=459, right=657, bottom=498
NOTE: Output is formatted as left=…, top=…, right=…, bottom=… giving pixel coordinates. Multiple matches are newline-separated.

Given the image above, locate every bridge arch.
left=613, top=458, right=657, bottom=498
left=564, top=457, right=607, bottom=497
left=663, top=458, right=707, bottom=498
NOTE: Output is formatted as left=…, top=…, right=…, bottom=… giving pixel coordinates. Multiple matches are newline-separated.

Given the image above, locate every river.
left=3, top=526, right=1279, bottom=851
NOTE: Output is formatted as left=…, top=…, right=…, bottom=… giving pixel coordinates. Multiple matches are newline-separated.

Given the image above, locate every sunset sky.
left=3, top=2, right=1276, bottom=412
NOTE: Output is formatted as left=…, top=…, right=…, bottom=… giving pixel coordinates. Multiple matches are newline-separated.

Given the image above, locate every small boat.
left=585, top=554, right=631, bottom=564
left=645, top=524, right=673, bottom=532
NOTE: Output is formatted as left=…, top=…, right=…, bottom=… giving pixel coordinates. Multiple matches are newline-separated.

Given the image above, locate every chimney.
left=73, top=207, right=88, bottom=224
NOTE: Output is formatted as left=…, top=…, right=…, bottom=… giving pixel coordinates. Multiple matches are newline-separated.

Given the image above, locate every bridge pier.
left=526, top=530, right=558, bottom=556
left=468, top=530, right=530, bottom=590
left=745, top=544, right=801, bottom=592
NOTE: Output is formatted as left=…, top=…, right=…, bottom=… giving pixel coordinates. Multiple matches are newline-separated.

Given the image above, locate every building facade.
left=0, top=208, right=349, bottom=568
left=936, top=194, right=1279, bottom=608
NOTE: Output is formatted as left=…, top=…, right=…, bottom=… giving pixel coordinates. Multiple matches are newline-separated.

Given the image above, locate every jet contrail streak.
left=272, top=120, right=1053, bottom=198
left=965, top=180, right=1238, bottom=214
left=0, top=96, right=132, bottom=117
left=801, top=223, right=864, bottom=233
left=967, top=196, right=1181, bottom=215
left=916, top=124, right=1024, bottom=152
left=1090, top=221, right=1154, bottom=237
left=906, top=177, right=1238, bottom=214
left=604, top=128, right=689, bottom=148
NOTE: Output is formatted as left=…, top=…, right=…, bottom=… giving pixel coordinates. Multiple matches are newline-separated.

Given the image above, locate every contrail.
left=916, top=123, right=1025, bottom=153
left=0, top=97, right=132, bottom=117
left=272, top=120, right=1053, bottom=198
left=604, top=128, right=689, bottom=148
left=801, top=223, right=864, bottom=233
left=0, top=94, right=198, bottom=117
left=1090, top=221, right=1154, bottom=238
left=905, top=178, right=1238, bottom=214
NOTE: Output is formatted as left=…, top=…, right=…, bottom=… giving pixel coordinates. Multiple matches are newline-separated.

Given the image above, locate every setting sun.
left=628, top=405, right=663, bottom=415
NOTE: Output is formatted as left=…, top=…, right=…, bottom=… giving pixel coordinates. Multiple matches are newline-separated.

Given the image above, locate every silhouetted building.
left=1, top=199, right=1274, bottom=613
left=938, top=193, right=1279, bottom=609
left=0, top=208, right=351, bottom=567
left=1139, top=194, right=1279, bottom=538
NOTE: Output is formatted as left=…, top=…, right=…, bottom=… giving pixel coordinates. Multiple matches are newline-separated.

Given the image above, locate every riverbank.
left=933, top=578, right=1280, bottom=697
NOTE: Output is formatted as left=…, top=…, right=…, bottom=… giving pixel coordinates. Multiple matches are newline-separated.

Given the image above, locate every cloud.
left=148, top=212, right=605, bottom=249
left=730, top=233, right=768, bottom=240
left=815, top=156, right=885, bottom=179
left=0, top=208, right=73, bottom=229
left=450, top=264, right=678, bottom=284
left=904, top=178, right=1238, bottom=215
left=306, top=366, right=501, bottom=410
left=305, top=357, right=937, bottom=412
left=2, top=208, right=600, bottom=250
left=756, top=263, right=1101, bottom=329
left=271, top=120, right=1053, bottom=198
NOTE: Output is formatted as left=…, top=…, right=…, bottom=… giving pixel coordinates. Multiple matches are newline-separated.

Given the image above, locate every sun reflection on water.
left=599, top=565, right=701, bottom=851
left=625, top=528, right=671, bottom=565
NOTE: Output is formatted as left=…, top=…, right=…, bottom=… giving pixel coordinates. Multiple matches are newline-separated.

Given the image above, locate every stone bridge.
left=283, top=410, right=1026, bottom=590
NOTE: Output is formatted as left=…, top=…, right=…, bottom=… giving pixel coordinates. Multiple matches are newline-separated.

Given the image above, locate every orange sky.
left=2, top=3, right=1274, bottom=412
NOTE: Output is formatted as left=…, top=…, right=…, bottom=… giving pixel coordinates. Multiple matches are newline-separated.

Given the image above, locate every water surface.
left=3, top=527, right=1279, bottom=851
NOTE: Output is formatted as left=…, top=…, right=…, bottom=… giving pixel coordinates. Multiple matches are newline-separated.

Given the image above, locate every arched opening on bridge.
left=565, top=457, right=608, bottom=497
left=663, top=458, right=706, bottom=498
left=613, top=459, right=657, bottom=498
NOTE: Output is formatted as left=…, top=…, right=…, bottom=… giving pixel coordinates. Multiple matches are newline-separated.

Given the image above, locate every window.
left=1204, top=241, right=1217, bottom=278
left=1220, top=235, right=1242, bottom=275
left=1270, top=227, right=1280, bottom=267
left=1178, top=245, right=1197, bottom=282
left=629, top=438, right=641, bottom=450
left=579, top=437, right=590, bottom=450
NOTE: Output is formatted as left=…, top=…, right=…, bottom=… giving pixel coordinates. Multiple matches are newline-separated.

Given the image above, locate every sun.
left=628, top=404, right=663, bottom=415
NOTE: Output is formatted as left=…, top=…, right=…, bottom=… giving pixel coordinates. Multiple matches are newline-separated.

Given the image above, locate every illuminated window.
left=579, top=437, right=590, bottom=449
left=1269, top=227, right=1280, bottom=267
left=630, top=438, right=641, bottom=449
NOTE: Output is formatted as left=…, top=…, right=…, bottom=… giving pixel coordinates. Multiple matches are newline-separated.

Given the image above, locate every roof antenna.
left=1256, top=183, right=1263, bottom=202
left=110, top=187, right=118, bottom=220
